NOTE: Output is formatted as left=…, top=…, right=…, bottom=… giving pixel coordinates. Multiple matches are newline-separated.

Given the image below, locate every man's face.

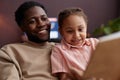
left=21, top=6, right=50, bottom=43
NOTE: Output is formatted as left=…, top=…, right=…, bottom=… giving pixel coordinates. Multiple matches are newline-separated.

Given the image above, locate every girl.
left=51, top=7, right=99, bottom=80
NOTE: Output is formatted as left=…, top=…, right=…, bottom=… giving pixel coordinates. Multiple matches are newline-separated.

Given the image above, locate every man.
left=0, top=1, right=57, bottom=80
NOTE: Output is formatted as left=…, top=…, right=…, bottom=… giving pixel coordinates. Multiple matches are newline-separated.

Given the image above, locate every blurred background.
left=0, top=0, right=120, bottom=47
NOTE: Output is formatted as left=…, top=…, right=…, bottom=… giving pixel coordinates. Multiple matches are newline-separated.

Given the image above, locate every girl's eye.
left=79, top=29, right=82, bottom=31
left=66, top=30, right=73, bottom=33
left=79, top=27, right=85, bottom=32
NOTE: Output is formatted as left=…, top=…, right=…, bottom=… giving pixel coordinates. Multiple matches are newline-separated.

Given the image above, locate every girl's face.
left=59, top=15, right=87, bottom=46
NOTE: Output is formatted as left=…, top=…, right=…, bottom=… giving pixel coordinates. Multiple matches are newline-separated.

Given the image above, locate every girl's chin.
left=71, top=42, right=84, bottom=46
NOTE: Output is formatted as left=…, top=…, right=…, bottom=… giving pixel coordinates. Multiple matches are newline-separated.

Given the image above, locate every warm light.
left=0, top=14, right=6, bottom=27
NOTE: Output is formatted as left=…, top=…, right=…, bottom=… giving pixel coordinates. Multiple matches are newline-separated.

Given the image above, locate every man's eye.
left=28, top=20, right=36, bottom=24
left=41, top=17, right=48, bottom=21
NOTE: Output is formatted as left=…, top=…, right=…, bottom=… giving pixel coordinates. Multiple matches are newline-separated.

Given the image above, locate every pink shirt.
left=51, top=38, right=99, bottom=75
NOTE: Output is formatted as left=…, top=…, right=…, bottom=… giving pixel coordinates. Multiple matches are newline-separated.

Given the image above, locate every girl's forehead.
left=60, top=15, right=86, bottom=29
left=63, top=15, right=86, bottom=24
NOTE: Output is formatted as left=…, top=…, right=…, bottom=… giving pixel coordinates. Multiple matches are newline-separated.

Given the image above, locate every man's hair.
left=15, top=1, right=47, bottom=27
left=58, top=7, right=88, bottom=27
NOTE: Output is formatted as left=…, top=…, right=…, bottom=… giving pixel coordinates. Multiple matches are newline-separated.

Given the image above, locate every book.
left=83, top=31, right=120, bottom=80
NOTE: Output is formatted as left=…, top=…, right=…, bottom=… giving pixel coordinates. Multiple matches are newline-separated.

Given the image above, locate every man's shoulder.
left=1, top=42, right=26, bottom=50
left=0, top=43, right=25, bottom=59
left=49, top=42, right=55, bottom=45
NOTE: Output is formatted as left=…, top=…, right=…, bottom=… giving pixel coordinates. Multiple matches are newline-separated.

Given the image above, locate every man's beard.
left=28, top=35, right=50, bottom=43
left=27, top=31, right=50, bottom=43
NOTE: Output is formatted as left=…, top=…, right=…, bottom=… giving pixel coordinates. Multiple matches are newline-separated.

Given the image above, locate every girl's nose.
left=74, top=31, right=80, bottom=39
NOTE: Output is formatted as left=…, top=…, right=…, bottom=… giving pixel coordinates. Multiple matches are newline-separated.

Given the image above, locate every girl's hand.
left=70, top=67, right=83, bottom=80
left=84, top=77, right=104, bottom=80
left=69, top=67, right=104, bottom=80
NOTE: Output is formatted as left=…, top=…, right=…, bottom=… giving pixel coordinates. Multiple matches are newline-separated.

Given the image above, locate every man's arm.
left=0, top=49, right=20, bottom=80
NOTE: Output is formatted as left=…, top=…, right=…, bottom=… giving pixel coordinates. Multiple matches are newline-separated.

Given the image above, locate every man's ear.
left=20, top=25, right=26, bottom=32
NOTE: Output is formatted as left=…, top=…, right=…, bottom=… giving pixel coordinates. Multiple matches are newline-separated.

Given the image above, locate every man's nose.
left=37, top=19, right=44, bottom=26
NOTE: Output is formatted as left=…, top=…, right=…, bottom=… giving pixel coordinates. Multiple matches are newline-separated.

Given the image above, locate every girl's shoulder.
left=87, top=38, right=99, bottom=43
left=86, top=38, right=99, bottom=50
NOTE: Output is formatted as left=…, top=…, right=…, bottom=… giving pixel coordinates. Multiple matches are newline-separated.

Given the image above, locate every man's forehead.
left=24, top=6, right=47, bottom=18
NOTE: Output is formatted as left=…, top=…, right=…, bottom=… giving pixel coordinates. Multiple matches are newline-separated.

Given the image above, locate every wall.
left=0, top=0, right=119, bottom=47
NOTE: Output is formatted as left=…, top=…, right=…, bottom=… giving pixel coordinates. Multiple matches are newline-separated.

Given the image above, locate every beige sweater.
left=0, top=41, right=57, bottom=80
